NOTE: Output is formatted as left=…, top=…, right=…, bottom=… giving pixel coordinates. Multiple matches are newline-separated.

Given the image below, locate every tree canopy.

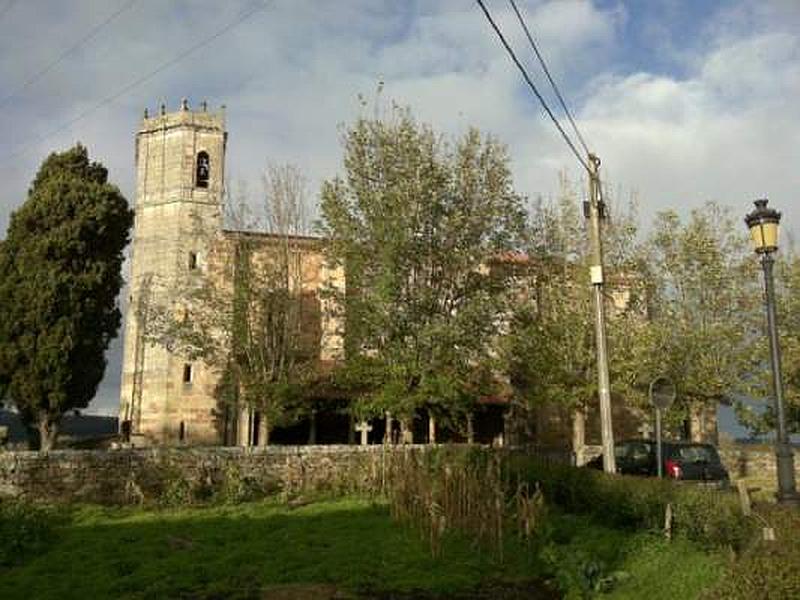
left=0, top=144, right=133, bottom=449
left=319, top=108, right=528, bottom=430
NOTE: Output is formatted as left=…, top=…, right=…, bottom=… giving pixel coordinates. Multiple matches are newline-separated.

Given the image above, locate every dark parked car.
left=587, top=439, right=730, bottom=486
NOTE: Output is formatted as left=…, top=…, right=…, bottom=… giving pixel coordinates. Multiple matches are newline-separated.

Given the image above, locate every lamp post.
left=745, top=198, right=799, bottom=505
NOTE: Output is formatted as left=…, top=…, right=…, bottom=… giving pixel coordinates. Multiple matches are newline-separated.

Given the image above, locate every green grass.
left=0, top=496, right=729, bottom=600
left=0, top=498, right=549, bottom=600
left=538, top=513, right=725, bottom=600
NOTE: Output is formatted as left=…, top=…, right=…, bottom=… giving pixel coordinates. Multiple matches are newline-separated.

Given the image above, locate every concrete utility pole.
left=587, top=154, right=616, bottom=474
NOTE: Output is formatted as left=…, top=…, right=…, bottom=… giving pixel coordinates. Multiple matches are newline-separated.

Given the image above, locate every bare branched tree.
left=148, top=163, right=318, bottom=444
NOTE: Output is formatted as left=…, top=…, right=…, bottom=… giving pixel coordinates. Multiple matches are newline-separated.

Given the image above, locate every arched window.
left=196, top=151, right=210, bottom=188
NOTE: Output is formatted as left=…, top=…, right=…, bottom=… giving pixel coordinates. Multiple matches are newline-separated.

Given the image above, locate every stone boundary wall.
left=4, top=444, right=791, bottom=505
left=0, top=445, right=577, bottom=505
left=583, top=443, right=800, bottom=480
left=718, top=446, right=800, bottom=481
left=0, top=445, right=411, bottom=505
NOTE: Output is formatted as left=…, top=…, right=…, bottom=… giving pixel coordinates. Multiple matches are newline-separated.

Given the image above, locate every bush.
left=508, top=456, right=756, bottom=550
left=0, top=500, right=59, bottom=568
left=704, top=505, right=800, bottom=599
left=215, top=464, right=263, bottom=505
left=159, top=473, right=194, bottom=507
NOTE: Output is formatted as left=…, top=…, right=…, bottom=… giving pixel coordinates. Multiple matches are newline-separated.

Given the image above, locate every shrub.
left=215, top=464, right=262, bottom=505
left=159, top=473, right=194, bottom=507
left=0, top=500, right=59, bottom=568
left=704, top=505, right=800, bottom=599
left=508, top=456, right=756, bottom=550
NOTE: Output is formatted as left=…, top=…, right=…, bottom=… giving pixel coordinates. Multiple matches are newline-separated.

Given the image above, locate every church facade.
left=118, top=100, right=716, bottom=451
left=118, top=100, right=344, bottom=447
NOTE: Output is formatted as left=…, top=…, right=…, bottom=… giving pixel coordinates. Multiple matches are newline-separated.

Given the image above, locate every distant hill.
left=0, top=410, right=118, bottom=448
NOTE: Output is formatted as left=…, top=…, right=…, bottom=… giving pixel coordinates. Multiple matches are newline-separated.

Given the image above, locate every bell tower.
left=119, top=99, right=226, bottom=445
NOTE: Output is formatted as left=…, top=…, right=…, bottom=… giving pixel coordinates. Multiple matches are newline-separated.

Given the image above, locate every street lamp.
left=745, top=198, right=799, bottom=505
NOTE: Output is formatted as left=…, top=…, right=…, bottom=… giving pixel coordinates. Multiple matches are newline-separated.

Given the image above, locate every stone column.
left=572, top=407, right=586, bottom=466
left=257, top=414, right=269, bottom=447
left=428, top=413, right=436, bottom=444
left=466, top=413, right=475, bottom=445
left=384, top=411, right=393, bottom=445
left=237, top=405, right=251, bottom=447
left=400, top=419, right=413, bottom=444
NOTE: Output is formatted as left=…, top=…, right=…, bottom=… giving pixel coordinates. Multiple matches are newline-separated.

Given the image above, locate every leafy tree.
left=638, top=202, right=759, bottom=439
left=148, top=164, right=319, bottom=443
left=737, top=247, right=800, bottom=436
left=319, top=107, right=527, bottom=432
left=503, top=174, right=647, bottom=449
left=0, top=145, right=132, bottom=449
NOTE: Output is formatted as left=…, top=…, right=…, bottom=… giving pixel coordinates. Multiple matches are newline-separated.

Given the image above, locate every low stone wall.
left=718, top=445, right=800, bottom=481
left=582, top=443, right=799, bottom=480
left=0, top=445, right=406, bottom=505
left=3, top=443, right=792, bottom=505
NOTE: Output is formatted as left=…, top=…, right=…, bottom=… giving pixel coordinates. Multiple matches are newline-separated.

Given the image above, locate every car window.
left=629, top=443, right=650, bottom=461
left=675, top=445, right=719, bottom=463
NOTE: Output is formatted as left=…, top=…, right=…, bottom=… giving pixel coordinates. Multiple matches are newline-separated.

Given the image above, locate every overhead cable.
left=475, top=0, right=590, bottom=173
left=507, top=0, right=591, bottom=156
left=0, top=0, right=141, bottom=107
left=1, top=1, right=268, bottom=164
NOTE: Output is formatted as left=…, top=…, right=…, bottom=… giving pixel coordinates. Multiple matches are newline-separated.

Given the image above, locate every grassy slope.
left=0, top=499, right=725, bottom=600
left=0, top=498, right=541, bottom=600
left=540, top=513, right=725, bottom=600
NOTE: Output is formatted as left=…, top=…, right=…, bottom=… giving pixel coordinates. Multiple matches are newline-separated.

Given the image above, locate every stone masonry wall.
left=0, top=446, right=404, bottom=505
left=718, top=445, right=800, bottom=481
left=3, top=444, right=795, bottom=506
left=583, top=443, right=800, bottom=481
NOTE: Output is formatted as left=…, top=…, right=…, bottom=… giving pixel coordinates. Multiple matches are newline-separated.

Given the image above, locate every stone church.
left=118, top=100, right=716, bottom=452
left=118, top=100, right=345, bottom=447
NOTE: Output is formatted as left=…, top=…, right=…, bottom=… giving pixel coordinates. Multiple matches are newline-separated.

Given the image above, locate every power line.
left=0, top=0, right=140, bottom=107
left=475, top=0, right=589, bottom=173
left=508, top=0, right=591, bottom=156
left=1, top=1, right=268, bottom=164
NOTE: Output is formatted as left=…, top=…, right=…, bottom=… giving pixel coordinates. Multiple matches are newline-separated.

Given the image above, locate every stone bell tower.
left=119, top=99, right=226, bottom=445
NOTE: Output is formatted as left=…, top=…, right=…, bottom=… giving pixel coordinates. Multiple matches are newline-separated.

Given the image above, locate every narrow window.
left=188, top=251, right=198, bottom=270
left=196, top=151, right=210, bottom=188
left=179, top=421, right=186, bottom=442
left=183, top=363, right=193, bottom=384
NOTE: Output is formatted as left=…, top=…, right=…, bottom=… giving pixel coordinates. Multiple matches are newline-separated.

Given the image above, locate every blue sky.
left=0, top=0, right=799, bottom=416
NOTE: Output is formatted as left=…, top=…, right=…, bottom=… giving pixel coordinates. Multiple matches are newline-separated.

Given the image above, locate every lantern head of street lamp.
left=745, top=198, right=781, bottom=254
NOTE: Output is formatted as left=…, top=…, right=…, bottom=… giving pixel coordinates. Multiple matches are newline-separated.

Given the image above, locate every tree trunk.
left=37, top=416, right=59, bottom=451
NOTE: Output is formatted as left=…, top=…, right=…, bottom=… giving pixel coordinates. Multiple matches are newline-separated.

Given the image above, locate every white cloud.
left=0, top=0, right=798, bottom=413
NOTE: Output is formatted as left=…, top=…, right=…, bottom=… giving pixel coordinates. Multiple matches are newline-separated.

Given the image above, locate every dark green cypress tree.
left=0, top=144, right=133, bottom=449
